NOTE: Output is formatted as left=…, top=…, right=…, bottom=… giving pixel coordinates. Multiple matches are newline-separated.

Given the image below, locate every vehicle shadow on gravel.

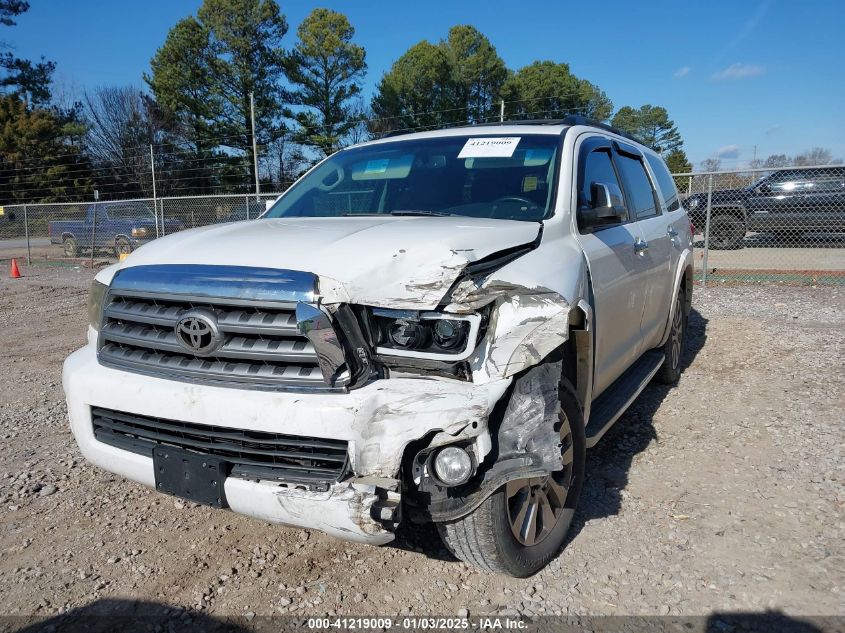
left=566, top=306, right=709, bottom=544
left=705, top=610, right=825, bottom=633
left=11, top=598, right=249, bottom=633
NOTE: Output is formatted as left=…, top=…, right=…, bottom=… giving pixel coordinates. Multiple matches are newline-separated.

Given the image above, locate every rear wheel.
left=437, top=377, right=585, bottom=577
left=709, top=214, right=745, bottom=249
left=62, top=236, right=78, bottom=258
left=656, top=288, right=687, bottom=385
left=773, top=230, right=799, bottom=244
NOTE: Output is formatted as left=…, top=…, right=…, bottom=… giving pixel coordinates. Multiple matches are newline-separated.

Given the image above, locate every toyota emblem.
left=174, top=309, right=223, bottom=355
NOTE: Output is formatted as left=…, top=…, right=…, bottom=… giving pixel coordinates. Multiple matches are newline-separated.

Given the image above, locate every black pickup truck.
left=683, top=166, right=845, bottom=249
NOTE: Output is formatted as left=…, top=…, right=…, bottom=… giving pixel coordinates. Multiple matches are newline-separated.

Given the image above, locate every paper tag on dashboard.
left=457, top=137, right=521, bottom=159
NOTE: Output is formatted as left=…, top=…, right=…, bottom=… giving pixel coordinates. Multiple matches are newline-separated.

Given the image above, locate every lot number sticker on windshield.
left=458, top=137, right=521, bottom=159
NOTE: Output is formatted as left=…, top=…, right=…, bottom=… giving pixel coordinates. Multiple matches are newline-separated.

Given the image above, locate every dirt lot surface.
left=0, top=264, right=843, bottom=622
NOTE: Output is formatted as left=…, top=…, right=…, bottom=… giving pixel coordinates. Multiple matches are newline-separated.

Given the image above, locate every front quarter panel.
left=446, top=228, right=589, bottom=383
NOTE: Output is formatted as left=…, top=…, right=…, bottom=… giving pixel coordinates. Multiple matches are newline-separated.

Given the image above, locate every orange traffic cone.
left=10, top=258, right=21, bottom=279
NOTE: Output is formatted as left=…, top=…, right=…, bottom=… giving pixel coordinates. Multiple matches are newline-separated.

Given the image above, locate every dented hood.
left=110, top=216, right=541, bottom=309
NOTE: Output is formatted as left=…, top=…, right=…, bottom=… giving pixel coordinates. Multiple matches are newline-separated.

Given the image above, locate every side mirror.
left=755, top=183, right=771, bottom=195
left=579, top=181, right=627, bottom=231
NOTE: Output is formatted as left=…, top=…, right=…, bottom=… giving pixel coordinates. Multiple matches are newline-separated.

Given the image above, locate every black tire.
left=62, top=236, right=78, bottom=258
left=114, top=237, right=132, bottom=257
left=436, top=377, right=586, bottom=577
left=655, top=287, right=687, bottom=385
left=708, top=214, right=746, bottom=249
left=773, top=230, right=799, bottom=244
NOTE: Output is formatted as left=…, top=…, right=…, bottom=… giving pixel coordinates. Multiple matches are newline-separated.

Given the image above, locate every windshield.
left=264, top=134, right=560, bottom=222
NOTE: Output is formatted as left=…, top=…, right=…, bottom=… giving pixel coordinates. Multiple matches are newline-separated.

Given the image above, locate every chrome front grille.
left=97, top=265, right=347, bottom=390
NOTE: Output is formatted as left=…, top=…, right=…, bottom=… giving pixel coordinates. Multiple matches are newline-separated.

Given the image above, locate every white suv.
left=64, top=117, right=693, bottom=577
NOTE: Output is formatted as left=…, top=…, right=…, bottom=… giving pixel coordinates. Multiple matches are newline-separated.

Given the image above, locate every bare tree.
left=83, top=86, right=174, bottom=197
left=793, top=147, right=834, bottom=167
left=699, top=158, right=722, bottom=173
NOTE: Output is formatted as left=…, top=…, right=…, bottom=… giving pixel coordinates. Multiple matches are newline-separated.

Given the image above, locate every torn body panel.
left=447, top=235, right=590, bottom=382
left=418, top=361, right=566, bottom=523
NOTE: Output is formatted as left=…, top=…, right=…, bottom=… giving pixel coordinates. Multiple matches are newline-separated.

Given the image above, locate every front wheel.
left=114, top=237, right=132, bottom=257
left=708, top=215, right=746, bottom=249
left=436, top=377, right=586, bottom=577
left=62, top=236, right=79, bottom=258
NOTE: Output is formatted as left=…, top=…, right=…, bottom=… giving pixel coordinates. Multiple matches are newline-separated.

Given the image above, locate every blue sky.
left=6, top=0, right=844, bottom=167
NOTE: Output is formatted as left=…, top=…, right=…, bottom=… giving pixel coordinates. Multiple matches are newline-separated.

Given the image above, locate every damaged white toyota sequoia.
left=64, top=117, right=693, bottom=577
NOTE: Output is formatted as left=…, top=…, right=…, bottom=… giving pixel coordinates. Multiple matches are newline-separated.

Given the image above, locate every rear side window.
left=580, top=149, right=628, bottom=223
left=809, top=169, right=845, bottom=192
left=645, top=154, right=680, bottom=211
left=616, top=154, right=659, bottom=220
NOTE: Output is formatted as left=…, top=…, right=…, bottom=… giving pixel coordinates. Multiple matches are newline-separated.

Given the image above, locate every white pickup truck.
left=64, top=117, right=693, bottom=577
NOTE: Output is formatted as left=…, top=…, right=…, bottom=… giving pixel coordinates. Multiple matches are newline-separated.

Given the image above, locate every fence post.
left=150, top=145, right=160, bottom=239
left=701, top=174, right=714, bottom=287
left=23, top=204, right=31, bottom=265
left=245, top=194, right=250, bottom=220
left=90, top=199, right=98, bottom=269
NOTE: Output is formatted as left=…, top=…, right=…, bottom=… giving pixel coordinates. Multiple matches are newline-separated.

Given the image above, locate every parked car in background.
left=683, top=166, right=845, bottom=249
left=64, top=117, right=693, bottom=577
left=49, top=201, right=182, bottom=257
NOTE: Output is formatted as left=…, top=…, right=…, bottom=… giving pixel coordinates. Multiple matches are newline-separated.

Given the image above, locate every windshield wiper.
left=337, top=210, right=457, bottom=218
left=388, top=209, right=455, bottom=217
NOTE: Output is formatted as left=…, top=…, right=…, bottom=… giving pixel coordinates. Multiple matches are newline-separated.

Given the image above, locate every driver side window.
left=580, top=148, right=628, bottom=223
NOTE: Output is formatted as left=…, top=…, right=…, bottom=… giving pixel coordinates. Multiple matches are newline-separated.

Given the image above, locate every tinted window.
left=107, top=205, right=155, bottom=220
left=616, top=154, right=658, bottom=219
left=768, top=171, right=809, bottom=193
left=580, top=148, right=628, bottom=222
left=265, top=135, right=559, bottom=222
left=808, top=169, right=845, bottom=192
left=645, top=154, right=680, bottom=211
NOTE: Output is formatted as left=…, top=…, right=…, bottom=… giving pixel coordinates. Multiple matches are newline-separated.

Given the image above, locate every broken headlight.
left=370, top=308, right=481, bottom=361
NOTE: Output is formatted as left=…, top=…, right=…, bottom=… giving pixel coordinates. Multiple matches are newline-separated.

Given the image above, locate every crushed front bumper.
left=63, top=342, right=510, bottom=544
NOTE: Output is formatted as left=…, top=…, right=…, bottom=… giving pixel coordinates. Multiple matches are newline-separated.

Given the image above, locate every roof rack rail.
left=471, top=119, right=568, bottom=127
left=471, top=116, right=642, bottom=143
left=380, top=115, right=645, bottom=145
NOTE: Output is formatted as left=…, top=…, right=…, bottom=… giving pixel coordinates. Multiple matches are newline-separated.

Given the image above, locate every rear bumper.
left=63, top=342, right=509, bottom=544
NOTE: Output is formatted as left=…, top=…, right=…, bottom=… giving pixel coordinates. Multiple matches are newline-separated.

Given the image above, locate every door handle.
left=634, top=238, right=649, bottom=254
left=667, top=227, right=679, bottom=238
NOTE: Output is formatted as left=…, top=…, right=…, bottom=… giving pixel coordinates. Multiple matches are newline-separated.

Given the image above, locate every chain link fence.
left=0, top=192, right=283, bottom=267
left=674, top=164, right=845, bottom=285
left=2, top=163, right=844, bottom=286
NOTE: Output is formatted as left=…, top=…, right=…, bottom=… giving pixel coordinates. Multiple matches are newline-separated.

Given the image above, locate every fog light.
left=433, top=446, right=473, bottom=486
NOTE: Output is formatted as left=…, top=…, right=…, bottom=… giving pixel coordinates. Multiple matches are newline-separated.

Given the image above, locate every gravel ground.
left=0, top=264, right=843, bottom=622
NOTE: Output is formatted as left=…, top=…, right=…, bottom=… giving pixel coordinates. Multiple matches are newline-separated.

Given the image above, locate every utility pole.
left=150, top=145, right=159, bottom=238
left=250, top=92, right=260, bottom=200
left=500, top=99, right=505, bottom=123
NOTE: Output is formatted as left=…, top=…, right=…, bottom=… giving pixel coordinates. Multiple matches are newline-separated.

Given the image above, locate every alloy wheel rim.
left=506, top=410, right=574, bottom=547
left=671, top=297, right=683, bottom=369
